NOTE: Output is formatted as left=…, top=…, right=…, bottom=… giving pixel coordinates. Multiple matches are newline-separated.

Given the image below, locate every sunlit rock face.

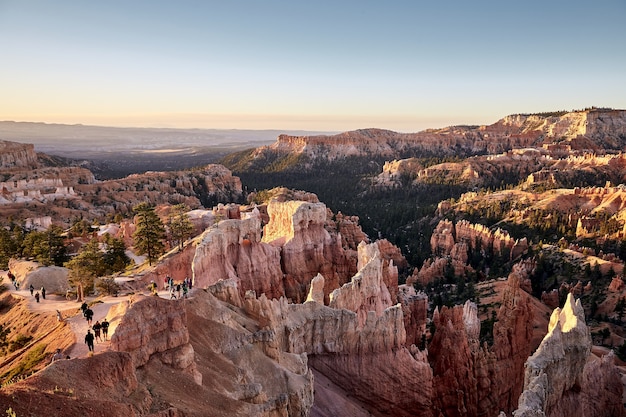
left=0, top=140, right=38, bottom=169
left=256, top=110, right=626, bottom=162
left=110, top=295, right=202, bottom=385
left=191, top=199, right=364, bottom=303
left=513, top=293, right=624, bottom=417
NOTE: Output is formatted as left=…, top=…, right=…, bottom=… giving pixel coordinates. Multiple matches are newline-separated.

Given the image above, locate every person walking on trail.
left=56, top=310, right=63, bottom=322
left=80, top=302, right=88, bottom=317
left=169, top=286, right=177, bottom=300
left=50, top=348, right=64, bottom=363
left=29, top=284, right=34, bottom=296
left=34, top=291, right=40, bottom=302
left=85, top=329, right=95, bottom=352
left=93, top=321, right=102, bottom=342
left=85, top=308, right=94, bottom=325
left=101, top=318, right=109, bottom=341
left=41, top=286, right=46, bottom=299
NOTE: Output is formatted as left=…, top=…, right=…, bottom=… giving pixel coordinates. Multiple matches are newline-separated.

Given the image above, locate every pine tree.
left=21, top=225, right=67, bottom=266
left=64, top=239, right=104, bottom=301
left=132, top=203, right=166, bottom=265
left=102, top=233, right=131, bottom=272
left=167, top=204, right=194, bottom=251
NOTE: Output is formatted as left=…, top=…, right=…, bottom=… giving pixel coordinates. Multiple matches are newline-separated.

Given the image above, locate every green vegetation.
left=167, top=203, right=194, bottom=251
left=20, top=225, right=68, bottom=267
left=65, top=235, right=130, bottom=299
left=1, top=343, right=47, bottom=385
left=95, top=277, right=120, bottom=296
left=230, top=154, right=469, bottom=271
left=132, top=203, right=166, bottom=265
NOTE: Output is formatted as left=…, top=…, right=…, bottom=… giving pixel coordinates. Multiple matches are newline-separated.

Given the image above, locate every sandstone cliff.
left=249, top=109, right=626, bottom=166
left=0, top=140, right=39, bottom=170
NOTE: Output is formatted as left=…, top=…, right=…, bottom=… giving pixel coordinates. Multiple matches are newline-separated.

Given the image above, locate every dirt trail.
left=3, top=280, right=177, bottom=359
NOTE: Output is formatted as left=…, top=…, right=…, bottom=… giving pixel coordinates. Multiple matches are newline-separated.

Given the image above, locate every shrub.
left=96, top=277, right=120, bottom=296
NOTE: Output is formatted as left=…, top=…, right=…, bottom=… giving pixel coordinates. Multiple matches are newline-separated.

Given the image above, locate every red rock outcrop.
left=430, top=262, right=535, bottom=417
left=191, top=199, right=362, bottom=304
left=0, top=161, right=241, bottom=228
left=609, top=276, right=625, bottom=292
left=413, top=218, right=529, bottom=285
left=110, top=295, right=201, bottom=384
left=541, top=289, right=560, bottom=309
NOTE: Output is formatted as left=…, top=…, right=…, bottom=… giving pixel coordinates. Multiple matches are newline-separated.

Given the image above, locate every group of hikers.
left=29, top=284, right=46, bottom=302
left=163, top=275, right=192, bottom=299
left=81, top=302, right=110, bottom=352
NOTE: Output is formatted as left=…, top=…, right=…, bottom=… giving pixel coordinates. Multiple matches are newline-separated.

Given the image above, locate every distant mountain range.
left=0, top=121, right=332, bottom=178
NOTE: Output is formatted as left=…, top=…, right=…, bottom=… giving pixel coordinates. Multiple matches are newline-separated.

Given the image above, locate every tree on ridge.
left=132, top=202, right=166, bottom=266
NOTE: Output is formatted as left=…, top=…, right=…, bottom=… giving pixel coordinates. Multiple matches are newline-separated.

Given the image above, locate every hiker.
left=148, top=280, right=157, bottom=295
left=50, top=348, right=64, bottom=363
left=80, top=302, right=88, bottom=317
left=182, top=282, right=188, bottom=299
left=101, top=318, right=109, bottom=341
left=169, top=286, right=177, bottom=299
left=29, top=284, right=34, bottom=296
left=41, top=286, right=46, bottom=299
left=176, top=283, right=181, bottom=299
left=85, top=329, right=95, bottom=352
left=56, top=310, right=63, bottom=322
left=164, top=276, right=170, bottom=290
left=92, top=321, right=102, bottom=342
left=34, top=291, right=40, bottom=302
left=85, top=308, right=94, bottom=325
left=7, top=270, right=15, bottom=282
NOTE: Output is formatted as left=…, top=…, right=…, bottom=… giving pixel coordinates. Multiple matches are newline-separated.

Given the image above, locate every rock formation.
left=410, top=218, right=529, bottom=286
left=192, top=199, right=362, bottom=304
left=247, top=110, right=626, bottom=168
left=513, top=293, right=624, bottom=417
left=0, top=140, right=39, bottom=170
left=430, top=262, right=535, bottom=417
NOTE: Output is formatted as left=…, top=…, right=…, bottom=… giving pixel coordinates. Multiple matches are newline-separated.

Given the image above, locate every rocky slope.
left=246, top=109, right=626, bottom=166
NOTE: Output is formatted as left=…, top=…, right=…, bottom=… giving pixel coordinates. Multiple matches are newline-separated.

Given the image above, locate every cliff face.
left=253, top=110, right=626, bottom=164
left=110, top=294, right=202, bottom=384
left=0, top=140, right=39, bottom=170
left=192, top=200, right=362, bottom=304
left=513, top=293, right=624, bottom=417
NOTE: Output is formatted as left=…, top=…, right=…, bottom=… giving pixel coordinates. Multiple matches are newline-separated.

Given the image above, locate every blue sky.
left=1, top=0, right=625, bottom=131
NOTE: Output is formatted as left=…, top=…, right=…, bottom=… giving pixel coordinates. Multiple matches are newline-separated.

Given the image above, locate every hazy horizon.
left=1, top=1, right=625, bottom=132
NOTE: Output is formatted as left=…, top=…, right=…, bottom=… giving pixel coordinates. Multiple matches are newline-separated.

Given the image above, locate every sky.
left=0, top=0, right=625, bottom=132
